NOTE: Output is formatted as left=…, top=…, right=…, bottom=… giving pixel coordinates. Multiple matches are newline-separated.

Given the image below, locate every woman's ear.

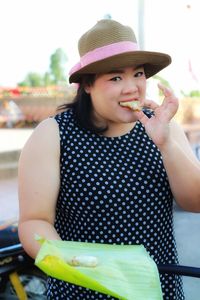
left=84, top=85, right=91, bottom=94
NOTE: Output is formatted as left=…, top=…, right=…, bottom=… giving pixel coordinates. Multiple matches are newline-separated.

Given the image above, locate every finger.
left=157, top=83, right=174, bottom=97
left=136, top=111, right=150, bottom=126
left=143, top=99, right=160, bottom=110
left=157, top=83, right=178, bottom=110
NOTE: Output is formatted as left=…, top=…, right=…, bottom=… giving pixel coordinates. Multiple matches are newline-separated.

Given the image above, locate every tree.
left=18, top=48, right=68, bottom=87
left=18, top=72, right=44, bottom=87
left=49, top=48, right=67, bottom=85
left=43, top=71, right=53, bottom=86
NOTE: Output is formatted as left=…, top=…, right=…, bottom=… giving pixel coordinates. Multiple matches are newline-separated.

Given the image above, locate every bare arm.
left=18, top=118, right=61, bottom=259
left=137, top=84, right=200, bottom=212
left=159, top=120, right=200, bottom=211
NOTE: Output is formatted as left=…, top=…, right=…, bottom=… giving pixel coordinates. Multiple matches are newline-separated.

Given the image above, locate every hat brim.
left=69, top=51, right=171, bottom=83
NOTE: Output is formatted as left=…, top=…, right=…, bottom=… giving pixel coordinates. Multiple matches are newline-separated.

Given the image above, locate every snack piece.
left=120, top=101, right=141, bottom=111
left=68, top=255, right=98, bottom=267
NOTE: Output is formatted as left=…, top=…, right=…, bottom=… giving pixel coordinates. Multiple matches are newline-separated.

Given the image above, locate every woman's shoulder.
left=54, top=109, right=76, bottom=134
left=54, top=108, right=73, bottom=123
left=35, top=117, right=59, bottom=134
left=22, top=118, right=60, bottom=154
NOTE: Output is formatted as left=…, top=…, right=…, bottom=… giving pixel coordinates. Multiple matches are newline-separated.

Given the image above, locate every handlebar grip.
left=157, top=264, right=200, bottom=278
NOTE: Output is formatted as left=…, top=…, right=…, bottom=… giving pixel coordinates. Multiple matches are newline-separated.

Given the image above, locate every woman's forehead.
left=104, top=65, right=144, bottom=74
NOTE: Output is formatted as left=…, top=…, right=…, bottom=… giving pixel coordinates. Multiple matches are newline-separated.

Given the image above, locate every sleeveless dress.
left=47, top=109, right=185, bottom=300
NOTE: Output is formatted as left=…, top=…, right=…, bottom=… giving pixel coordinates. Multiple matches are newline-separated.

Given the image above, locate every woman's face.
left=85, top=66, right=147, bottom=128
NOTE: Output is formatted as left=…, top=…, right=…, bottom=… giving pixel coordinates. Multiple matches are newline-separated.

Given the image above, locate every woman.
left=18, top=19, right=200, bottom=299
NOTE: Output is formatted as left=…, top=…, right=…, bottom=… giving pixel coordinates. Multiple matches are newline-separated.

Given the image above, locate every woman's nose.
left=122, top=79, right=138, bottom=94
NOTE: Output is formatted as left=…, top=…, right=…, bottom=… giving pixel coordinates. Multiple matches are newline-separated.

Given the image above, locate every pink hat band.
left=69, top=41, right=139, bottom=75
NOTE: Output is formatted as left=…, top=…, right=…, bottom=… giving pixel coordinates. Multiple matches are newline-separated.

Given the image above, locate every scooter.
left=0, top=219, right=47, bottom=300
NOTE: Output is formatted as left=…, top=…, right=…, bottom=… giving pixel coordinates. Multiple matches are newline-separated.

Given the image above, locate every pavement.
left=0, top=128, right=200, bottom=299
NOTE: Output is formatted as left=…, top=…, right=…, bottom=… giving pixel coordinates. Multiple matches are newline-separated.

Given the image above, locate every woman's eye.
left=110, top=76, right=121, bottom=81
left=135, top=71, right=144, bottom=77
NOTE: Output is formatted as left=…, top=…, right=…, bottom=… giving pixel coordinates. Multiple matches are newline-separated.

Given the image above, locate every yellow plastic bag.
left=35, top=237, right=163, bottom=300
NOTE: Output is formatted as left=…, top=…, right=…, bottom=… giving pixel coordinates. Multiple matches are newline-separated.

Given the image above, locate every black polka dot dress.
left=47, top=109, right=185, bottom=300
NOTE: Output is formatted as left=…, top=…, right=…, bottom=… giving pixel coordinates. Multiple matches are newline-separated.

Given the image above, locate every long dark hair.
left=57, top=74, right=107, bottom=134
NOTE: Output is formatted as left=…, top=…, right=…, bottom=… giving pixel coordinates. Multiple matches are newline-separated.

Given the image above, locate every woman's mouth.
left=119, top=100, right=142, bottom=112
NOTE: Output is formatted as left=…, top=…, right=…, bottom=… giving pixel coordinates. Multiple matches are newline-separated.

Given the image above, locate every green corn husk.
left=35, top=236, right=163, bottom=300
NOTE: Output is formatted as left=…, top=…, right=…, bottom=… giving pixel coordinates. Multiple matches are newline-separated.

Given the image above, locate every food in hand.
left=68, top=255, right=98, bottom=267
left=120, top=100, right=142, bottom=111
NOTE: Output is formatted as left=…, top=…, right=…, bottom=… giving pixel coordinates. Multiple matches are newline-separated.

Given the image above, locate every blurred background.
left=0, top=0, right=200, bottom=299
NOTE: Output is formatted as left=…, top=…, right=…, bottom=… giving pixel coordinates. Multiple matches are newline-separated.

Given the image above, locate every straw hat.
left=69, top=19, right=171, bottom=83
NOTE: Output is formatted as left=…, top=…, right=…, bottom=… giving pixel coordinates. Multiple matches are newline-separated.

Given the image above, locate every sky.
left=0, top=0, right=199, bottom=96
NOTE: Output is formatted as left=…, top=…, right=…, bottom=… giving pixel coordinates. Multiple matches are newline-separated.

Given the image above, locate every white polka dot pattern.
left=47, top=109, right=184, bottom=299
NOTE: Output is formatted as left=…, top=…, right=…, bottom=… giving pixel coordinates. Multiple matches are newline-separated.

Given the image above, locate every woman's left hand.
left=136, top=83, right=179, bottom=149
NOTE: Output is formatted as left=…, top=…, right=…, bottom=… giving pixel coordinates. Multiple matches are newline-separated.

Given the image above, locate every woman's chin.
left=119, top=113, right=138, bottom=123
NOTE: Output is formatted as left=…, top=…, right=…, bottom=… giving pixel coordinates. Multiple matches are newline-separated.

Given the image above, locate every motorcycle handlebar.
left=158, top=264, right=200, bottom=278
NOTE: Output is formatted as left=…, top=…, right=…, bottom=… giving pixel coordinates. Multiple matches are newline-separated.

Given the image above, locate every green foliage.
left=18, top=48, right=68, bottom=87
left=49, top=48, right=67, bottom=84
left=18, top=72, right=44, bottom=87
left=180, top=89, right=200, bottom=97
left=43, top=72, right=53, bottom=86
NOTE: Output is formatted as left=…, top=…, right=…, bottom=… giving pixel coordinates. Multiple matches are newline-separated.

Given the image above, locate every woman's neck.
left=91, top=110, right=136, bottom=137
left=102, top=122, right=136, bottom=137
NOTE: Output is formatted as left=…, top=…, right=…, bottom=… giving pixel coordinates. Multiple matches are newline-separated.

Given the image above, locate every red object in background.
left=0, top=87, right=21, bottom=97
left=9, top=88, right=20, bottom=97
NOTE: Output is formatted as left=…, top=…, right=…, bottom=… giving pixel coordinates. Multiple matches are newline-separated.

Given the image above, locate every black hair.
left=57, top=74, right=107, bottom=134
